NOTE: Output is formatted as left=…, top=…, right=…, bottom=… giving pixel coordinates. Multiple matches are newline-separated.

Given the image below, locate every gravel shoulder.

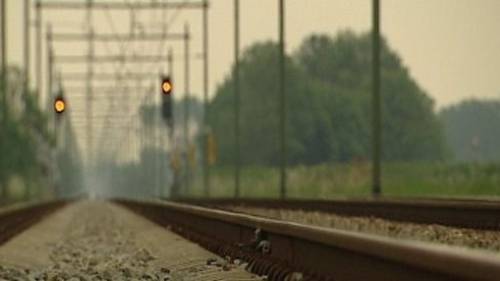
left=0, top=201, right=263, bottom=281
left=228, top=206, right=500, bottom=253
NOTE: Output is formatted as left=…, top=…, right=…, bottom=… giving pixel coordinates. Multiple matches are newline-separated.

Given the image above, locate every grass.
left=188, top=162, right=500, bottom=199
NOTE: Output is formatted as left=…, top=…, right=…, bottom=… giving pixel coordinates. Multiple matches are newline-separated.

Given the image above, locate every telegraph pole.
left=184, top=23, right=190, bottom=194
left=0, top=0, right=6, bottom=122
left=202, top=0, right=210, bottom=197
left=0, top=0, right=4, bottom=199
left=166, top=48, right=176, bottom=198
left=46, top=24, right=53, bottom=111
left=234, top=0, right=241, bottom=198
left=24, top=0, right=30, bottom=95
left=278, top=0, right=287, bottom=199
left=168, top=52, right=174, bottom=150
left=86, top=0, right=94, bottom=165
left=168, top=48, right=174, bottom=79
left=167, top=47, right=174, bottom=139
left=372, top=0, right=382, bottom=197
left=35, top=0, right=41, bottom=106
left=156, top=71, right=161, bottom=198
left=46, top=24, right=54, bottom=191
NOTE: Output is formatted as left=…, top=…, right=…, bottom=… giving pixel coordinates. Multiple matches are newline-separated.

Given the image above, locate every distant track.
left=119, top=199, right=500, bottom=281
left=0, top=200, right=66, bottom=245
left=176, top=197, right=500, bottom=230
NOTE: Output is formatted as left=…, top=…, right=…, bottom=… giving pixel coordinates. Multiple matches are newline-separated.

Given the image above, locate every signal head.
left=54, top=97, right=66, bottom=114
left=161, top=77, right=173, bottom=95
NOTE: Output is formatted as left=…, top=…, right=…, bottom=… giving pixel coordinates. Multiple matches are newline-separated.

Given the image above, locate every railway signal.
left=54, top=95, right=66, bottom=114
left=161, top=76, right=174, bottom=127
left=161, top=77, right=173, bottom=95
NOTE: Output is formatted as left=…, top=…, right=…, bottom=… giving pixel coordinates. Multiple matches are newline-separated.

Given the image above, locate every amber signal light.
left=54, top=97, right=66, bottom=114
left=161, top=78, right=173, bottom=95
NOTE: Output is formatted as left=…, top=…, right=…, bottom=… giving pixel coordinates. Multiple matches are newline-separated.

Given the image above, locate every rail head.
left=0, top=200, right=68, bottom=246
left=176, top=197, right=500, bottom=230
left=119, top=199, right=500, bottom=281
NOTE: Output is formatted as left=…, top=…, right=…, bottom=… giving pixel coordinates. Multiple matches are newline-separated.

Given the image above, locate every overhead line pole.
left=86, top=0, right=94, bottom=166
left=0, top=0, right=6, bottom=123
left=278, top=0, right=287, bottom=199
left=24, top=0, right=30, bottom=96
left=35, top=0, right=41, bottom=107
left=168, top=48, right=174, bottom=79
left=157, top=69, right=162, bottom=198
left=46, top=25, right=53, bottom=111
left=184, top=23, right=191, bottom=195
left=233, top=0, right=240, bottom=198
left=372, top=0, right=382, bottom=197
left=46, top=24, right=55, bottom=193
left=168, top=48, right=174, bottom=139
left=202, top=0, right=210, bottom=197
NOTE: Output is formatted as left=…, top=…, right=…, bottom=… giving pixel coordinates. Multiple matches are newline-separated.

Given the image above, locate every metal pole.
left=168, top=48, right=173, bottom=76
left=24, top=0, right=30, bottom=95
left=278, top=0, right=287, bottom=199
left=168, top=47, right=174, bottom=138
left=157, top=71, right=162, bottom=198
left=166, top=48, right=174, bottom=198
left=0, top=0, right=6, bottom=122
left=46, top=22, right=54, bottom=202
left=202, top=0, right=210, bottom=197
left=156, top=76, right=161, bottom=198
left=47, top=29, right=55, bottom=196
left=234, top=0, right=240, bottom=198
left=35, top=0, right=41, bottom=106
left=372, top=0, right=382, bottom=197
left=184, top=23, right=190, bottom=194
left=0, top=0, right=5, bottom=201
left=46, top=24, right=53, bottom=111
left=86, top=0, right=93, bottom=166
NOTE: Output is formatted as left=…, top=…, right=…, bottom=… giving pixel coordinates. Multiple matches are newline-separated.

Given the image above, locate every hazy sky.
left=6, top=0, right=500, bottom=105
left=4, top=0, right=500, bottom=156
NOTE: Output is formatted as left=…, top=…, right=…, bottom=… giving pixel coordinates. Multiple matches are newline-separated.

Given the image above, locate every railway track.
left=177, top=197, right=500, bottom=230
left=118, top=199, right=500, bottom=281
left=0, top=201, right=264, bottom=280
left=0, top=200, right=66, bottom=245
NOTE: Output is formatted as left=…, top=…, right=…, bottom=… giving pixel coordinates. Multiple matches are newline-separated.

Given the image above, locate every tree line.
left=208, top=31, right=449, bottom=166
left=0, top=67, right=82, bottom=202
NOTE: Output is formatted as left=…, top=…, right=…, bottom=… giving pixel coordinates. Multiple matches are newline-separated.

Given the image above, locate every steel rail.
left=177, top=198, right=500, bottom=231
left=0, top=200, right=67, bottom=246
left=118, top=199, right=500, bottom=281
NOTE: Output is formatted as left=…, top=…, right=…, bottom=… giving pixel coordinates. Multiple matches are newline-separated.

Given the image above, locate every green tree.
left=440, top=99, right=500, bottom=162
left=0, top=67, right=54, bottom=201
left=208, top=31, right=448, bottom=166
left=297, top=31, right=447, bottom=162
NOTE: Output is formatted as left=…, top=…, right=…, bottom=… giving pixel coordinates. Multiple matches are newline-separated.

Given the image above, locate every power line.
left=52, top=33, right=185, bottom=41
left=39, top=1, right=206, bottom=10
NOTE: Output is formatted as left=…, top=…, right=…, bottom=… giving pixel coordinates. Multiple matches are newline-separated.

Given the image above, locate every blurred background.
left=0, top=0, right=499, bottom=204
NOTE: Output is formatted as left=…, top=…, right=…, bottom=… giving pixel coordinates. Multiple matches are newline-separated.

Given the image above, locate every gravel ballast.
left=228, top=206, right=500, bottom=253
left=0, top=202, right=263, bottom=281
